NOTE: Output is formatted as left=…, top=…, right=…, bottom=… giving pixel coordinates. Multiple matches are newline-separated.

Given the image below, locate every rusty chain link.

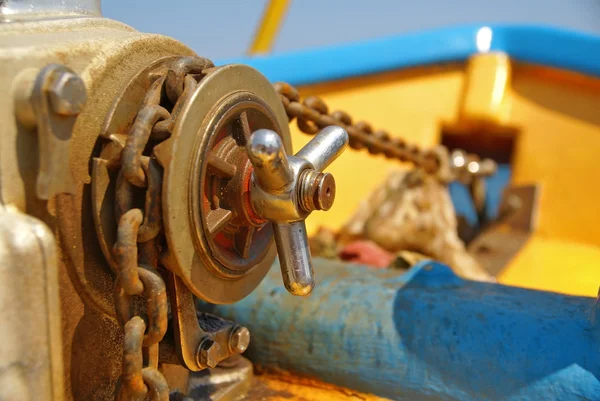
left=112, top=56, right=214, bottom=401
left=273, top=82, right=497, bottom=183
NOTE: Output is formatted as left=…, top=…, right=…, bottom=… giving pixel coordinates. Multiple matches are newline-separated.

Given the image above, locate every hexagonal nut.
left=48, top=72, right=87, bottom=116
left=229, top=326, right=250, bottom=354
left=197, top=339, right=221, bottom=368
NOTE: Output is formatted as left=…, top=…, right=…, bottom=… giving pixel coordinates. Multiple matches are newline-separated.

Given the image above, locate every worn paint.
left=206, top=259, right=600, bottom=400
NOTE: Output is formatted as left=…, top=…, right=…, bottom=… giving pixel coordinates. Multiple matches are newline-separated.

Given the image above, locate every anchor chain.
left=274, top=82, right=497, bottom=183
left=112, top=56, right=214, bottom=401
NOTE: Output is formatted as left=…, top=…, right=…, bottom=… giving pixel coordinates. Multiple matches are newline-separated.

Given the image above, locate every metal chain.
left=273, top=82, right=497, bottom=183
left=109, top=61, right=494, bottom=400
left=112, top=56, right=214, bottom=401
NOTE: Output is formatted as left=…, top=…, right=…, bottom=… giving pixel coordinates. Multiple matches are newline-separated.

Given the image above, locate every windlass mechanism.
left=0, top=3, right=498, bottom=401
left=247, top=126, right=349, bottom=295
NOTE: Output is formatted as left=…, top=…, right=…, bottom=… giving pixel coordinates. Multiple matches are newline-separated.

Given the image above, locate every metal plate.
left=468, top=185, right=539, bottom=276
left=161, top=64, right=291, bottom=304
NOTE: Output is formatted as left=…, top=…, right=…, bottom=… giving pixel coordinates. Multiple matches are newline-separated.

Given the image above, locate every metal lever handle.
left=246, top=126, right=349, bottom=296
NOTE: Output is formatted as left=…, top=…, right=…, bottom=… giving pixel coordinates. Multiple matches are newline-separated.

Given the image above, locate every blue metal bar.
left=207, top=260, right=600, bottom=400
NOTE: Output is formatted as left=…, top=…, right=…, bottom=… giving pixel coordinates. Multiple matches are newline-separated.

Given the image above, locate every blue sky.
left=102, top=0, right=600, bottom=61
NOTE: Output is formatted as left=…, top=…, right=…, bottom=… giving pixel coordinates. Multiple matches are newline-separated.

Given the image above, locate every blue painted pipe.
left=206, top=260, right=600, bottom=401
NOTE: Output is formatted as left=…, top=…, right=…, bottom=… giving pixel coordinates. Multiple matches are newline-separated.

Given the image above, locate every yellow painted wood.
left=295, top=54, right=600, bottom=297
left=498, top=234, right=600, bottom=297
left=509, top=65, right=600, bottom=247
left=293, top=65, right=465, bottom=235
left=248, top=0, right=290, bottom=55
left=459, top=52, right=512, bottom=126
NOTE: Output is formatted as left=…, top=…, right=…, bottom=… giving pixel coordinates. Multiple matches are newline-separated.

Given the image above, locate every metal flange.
left=157, top=64, right=291, bottom=304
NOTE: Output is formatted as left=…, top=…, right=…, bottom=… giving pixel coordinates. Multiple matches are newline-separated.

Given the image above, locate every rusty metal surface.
left=91, top=57, right=179, bottom=274
left=468, top=185, right=540, bottom=276
left=193, top=92, right=276, bottom=277
left=106, top=57, right=215, bottom=401
left=115, top=316, right=169, bottom=401
left=275, top=82, right=497, bottom=183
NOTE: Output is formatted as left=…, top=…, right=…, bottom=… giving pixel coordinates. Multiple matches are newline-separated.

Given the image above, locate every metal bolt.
left=48, top=71, right=87, bottom=116
left=197, top=338, right=221, bottom=368
left=229, top=326, right=250, bottom=354
left=298, top=170, right=336, bottom=213
left=313, top=172, right=335, bottom=211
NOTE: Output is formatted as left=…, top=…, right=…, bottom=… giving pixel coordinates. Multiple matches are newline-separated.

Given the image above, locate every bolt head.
left=229, top=326, right=250, bottom=354
left=314, top=172, right=335, bottom=211
left=48, top=72, right=87, bottom=116
left=197, top=339, right=221, bottom=368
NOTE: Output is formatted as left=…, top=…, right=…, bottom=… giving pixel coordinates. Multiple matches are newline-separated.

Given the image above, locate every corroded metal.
left=168, top=273, right=209, bottom=371
left=113, top=209, right=144, bottom=294
left=275, top=82, right=497, bottom=183
left=90, top=55, right=280, bottom=400
left=115, top=316, right=169, bottom=401
left=116, top=317, right=148, bottom=401
left=121, top=105, right=169, bottom=187
left=298, top=169, right=335, bottom=212
left=114, top=266, right=168, bottom=346
left=108, top=57, right=217, bottom=401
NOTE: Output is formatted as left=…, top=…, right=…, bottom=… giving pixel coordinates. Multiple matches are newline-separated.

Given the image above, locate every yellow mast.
left=248, top=0, right=291, bottom=55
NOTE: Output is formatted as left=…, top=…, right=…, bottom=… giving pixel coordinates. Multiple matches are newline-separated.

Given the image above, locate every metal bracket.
left=468, top=184, right=540, bottom=276
left=14, top=64, right=86, bottom=200
left=166, top=272, right=250, bottom=371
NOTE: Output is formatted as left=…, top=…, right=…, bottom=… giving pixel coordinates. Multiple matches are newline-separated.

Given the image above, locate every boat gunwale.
left=217, top=24, right=600, bottom=85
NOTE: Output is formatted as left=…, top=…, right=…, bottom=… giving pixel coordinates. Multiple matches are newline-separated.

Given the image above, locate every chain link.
left=274, top=82, right=497, bottom=183
left=112, top=56, right=214, bottom=401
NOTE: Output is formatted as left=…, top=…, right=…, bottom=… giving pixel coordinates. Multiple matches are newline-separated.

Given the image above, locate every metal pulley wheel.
left=158, top=64, right=291, bottom=303
left=93, top=57, right=349, bottom=306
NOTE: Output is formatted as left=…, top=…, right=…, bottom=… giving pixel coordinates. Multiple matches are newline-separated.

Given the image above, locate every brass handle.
left=246, top=126, right=349, bottom=296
